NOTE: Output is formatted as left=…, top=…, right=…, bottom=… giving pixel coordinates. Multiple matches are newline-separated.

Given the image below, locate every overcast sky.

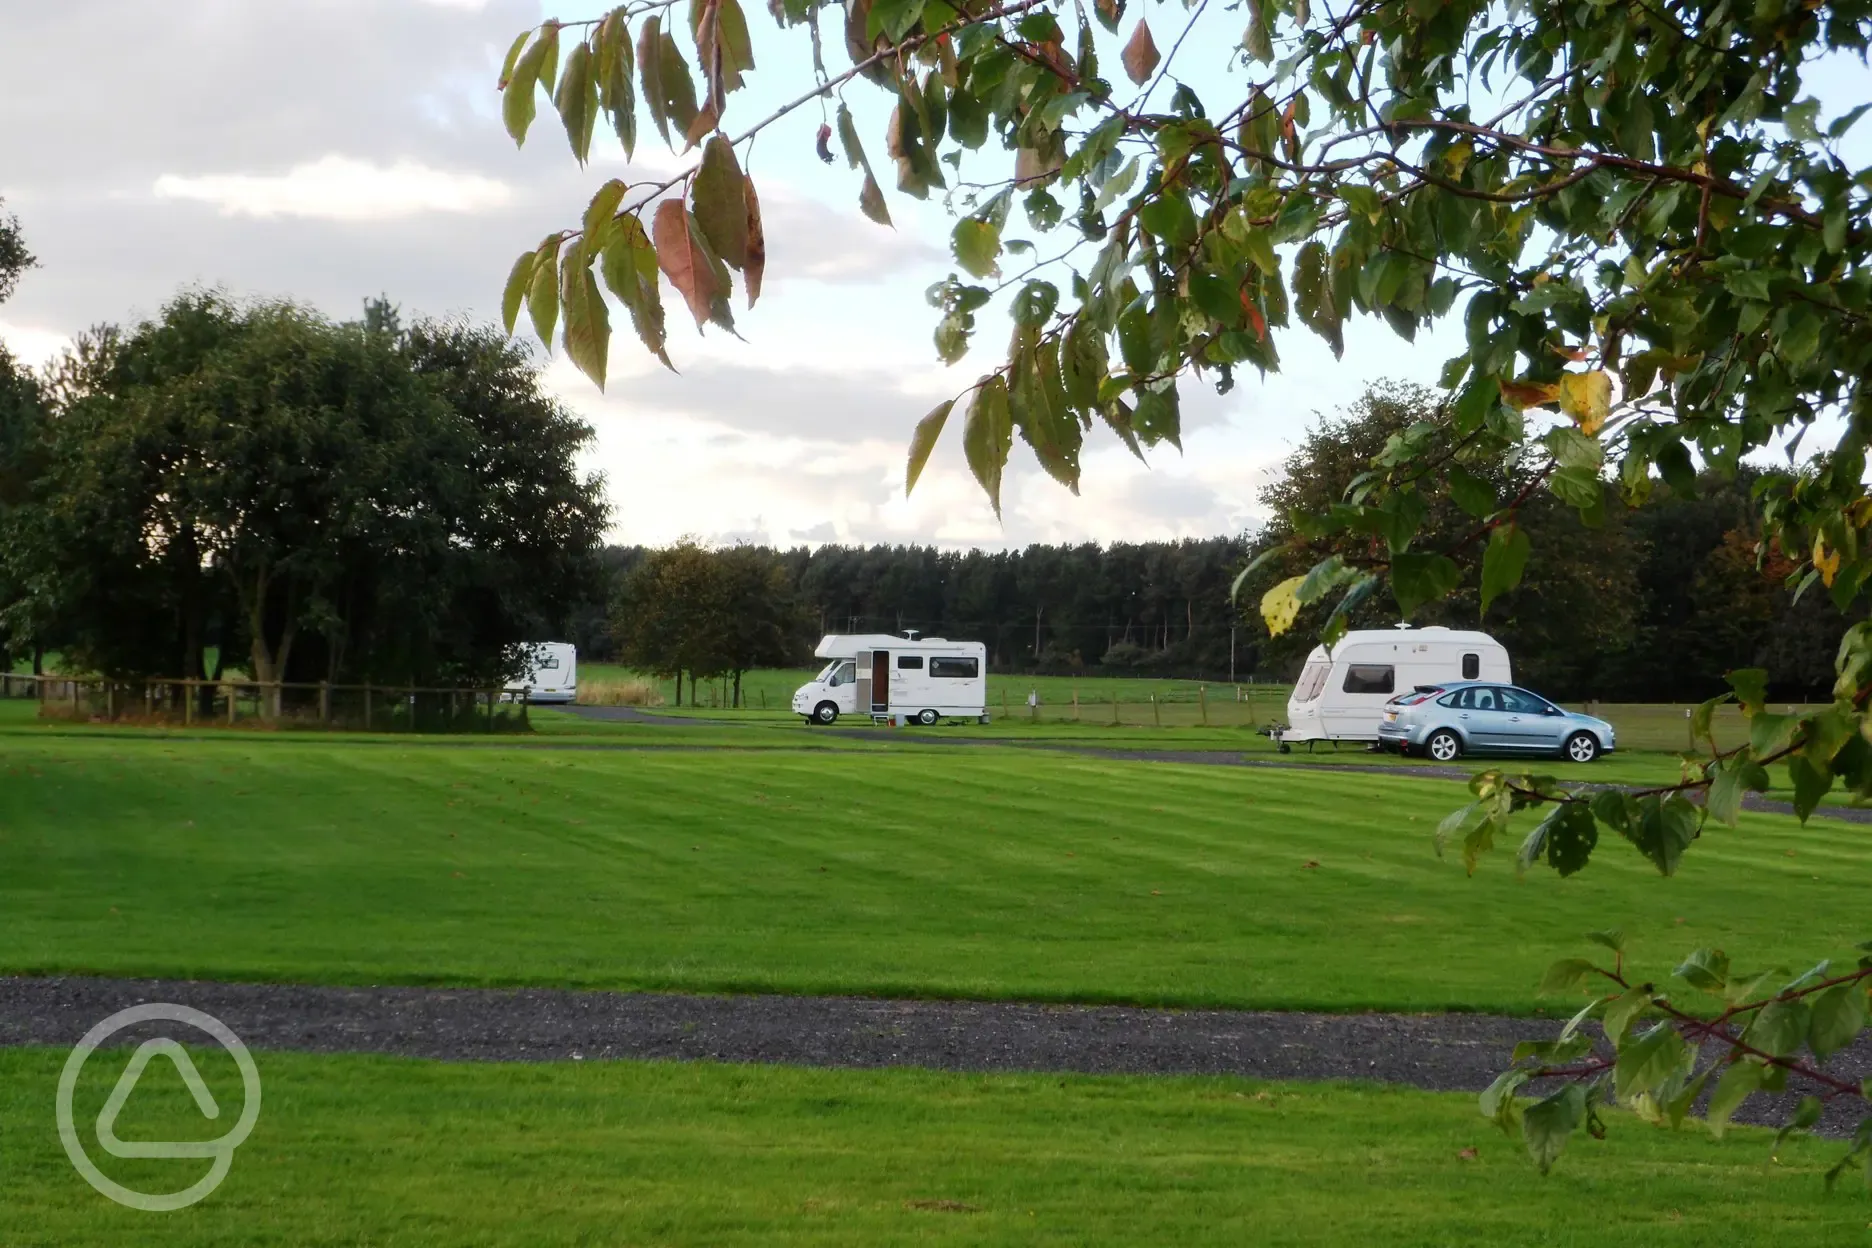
left=8, top=0, right=1849, bottom=551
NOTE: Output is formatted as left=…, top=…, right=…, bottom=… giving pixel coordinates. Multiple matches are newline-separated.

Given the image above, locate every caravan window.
left=1342, top=665, right=1395, bottom=695
left=897, top=655, right=924, bottom=670
left=1461, top=652, right=1480, bottom=679
left=1294, top=662, right=1330, bottom=702
left=930, top=657, right=978, bottom=678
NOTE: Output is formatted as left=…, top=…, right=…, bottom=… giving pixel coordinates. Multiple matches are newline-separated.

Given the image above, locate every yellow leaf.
left=1814, top=535, right=1841, bottom=587
left=1558, top=370, right=1613, bottom=436
left=1261, top=575, right=1306, bottom=637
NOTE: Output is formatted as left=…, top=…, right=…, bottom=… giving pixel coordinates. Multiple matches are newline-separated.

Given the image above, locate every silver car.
left=1376, top=681, right=1615, bottom=763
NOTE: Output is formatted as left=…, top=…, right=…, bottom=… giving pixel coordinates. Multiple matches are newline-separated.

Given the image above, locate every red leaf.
left=744, top=173, right=766, bottom=307
left=1121, top=18, right=1159, bottom=86
left=652, top=199, right=718, bottom=327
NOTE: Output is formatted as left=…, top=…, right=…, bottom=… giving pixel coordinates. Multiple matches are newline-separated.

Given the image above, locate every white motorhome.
left=792, top=633, right=988, bottom=725
left=1278, top=626, right=1510, bottom=749
left=505, top=641, right=578, bottom=704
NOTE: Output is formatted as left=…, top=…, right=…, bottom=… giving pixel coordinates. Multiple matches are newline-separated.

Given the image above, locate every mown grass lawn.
left=1, top=1046, right=1860, bottom=1247
left=2, top=735, right=1864, bottom=1012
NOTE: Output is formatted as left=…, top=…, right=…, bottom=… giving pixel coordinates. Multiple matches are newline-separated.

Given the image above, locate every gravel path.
left=5, top=976, right=1865, bottom=1132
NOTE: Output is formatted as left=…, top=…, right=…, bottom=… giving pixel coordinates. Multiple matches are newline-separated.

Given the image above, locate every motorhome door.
left=871, top=650, right=890, bottom=712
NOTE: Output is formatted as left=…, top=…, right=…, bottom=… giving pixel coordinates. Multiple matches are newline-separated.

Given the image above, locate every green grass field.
left=3, top=733, right=1864, bottom=1012
left=2, top=1047, right=1860, bottom=1247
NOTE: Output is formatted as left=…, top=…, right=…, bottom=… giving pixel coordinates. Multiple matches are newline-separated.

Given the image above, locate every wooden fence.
left=0, top=672, right=530, bottom=733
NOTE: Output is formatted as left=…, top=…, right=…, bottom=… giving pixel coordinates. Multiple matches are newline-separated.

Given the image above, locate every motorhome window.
left=1342, top=665, right=1395, bottom=694
left=930, top=657, right=978, bottom=678
left=1461, top=652, right=1479, bottom=680
left=897, top=655, right=924, bottom=670
left=536, top=655, right=559, bottom=670
left=828, top=661, right=855, bottom=687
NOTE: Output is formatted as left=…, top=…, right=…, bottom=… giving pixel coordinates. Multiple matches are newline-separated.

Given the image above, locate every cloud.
left=153, top=156, right=514, bottom=221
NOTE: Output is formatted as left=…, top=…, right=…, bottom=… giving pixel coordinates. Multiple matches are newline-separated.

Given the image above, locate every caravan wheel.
left=813, top=701, right=840, bottom=725
left=916, top=709, right=939, bottom=726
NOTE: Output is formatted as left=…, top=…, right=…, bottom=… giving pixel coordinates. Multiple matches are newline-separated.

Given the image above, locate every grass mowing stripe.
left=0, top=1047, right=1857, bottom=1247
left=2, top=738, right=1865, bottom=1012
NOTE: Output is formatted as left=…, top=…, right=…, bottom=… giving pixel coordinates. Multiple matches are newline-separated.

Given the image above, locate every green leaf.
left=949, top=219, right=1001, bottom=279
left=1447, top=465, right=1495, bottom=517
left=526, top=235, right=563, bottom=348
left=1522, top=1083, right=1585, bottom=1175
left=692, top=136, right=750, bottom=270
left=559, top=253, right=611, bottom=388
left=554, top=39, right=598, bottom=165
left=504, top=26, right=552, bottom=145
left=639, top=17, right=669, bottom=144
left=1788, top=754, right=1833, bottom=821
left=905, top=399, right=953, bottom=495
left=1615, top=1022, right=1689, bottom=1101
left=1705, top=758, right=1769, bottom=827
left=1540, top=958, right=1598, bottom=996
left=580, top=178, right=628, bottom=260
left=1389, top=551, right=1461, bottom=616
left=1808, top=982, right=1869, bottom=1059
left=1602, top=984, right=1652, bottom=1044
left=1585, top=929, right=1625, bottom=954
left=1727, top=667, right=1769, bottom=713
left=500, top=250, right=537, bottom=335
left=1480, top=523, right=1529, bottom=615
left=600, top=213, right=671, bottom=369
left=1705, top=1060, right=1764, bottom=1137
left=1674, top=948, right=1730, bottom=994
left=1748, top=998, right=1810, bottom=1058
left=1480, top=1067, right=1530, bottom=1133
left=963, top=375, right=1012, bottom=516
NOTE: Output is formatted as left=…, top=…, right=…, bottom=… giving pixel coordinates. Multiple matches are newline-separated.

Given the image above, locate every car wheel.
left=813, top=701, right=839, bottom=725
left=1426, top=730, right=1462, bottom=763
left=917, top=708, right=939, bottom=726
left=1565, top=731, right=1600, bottom=763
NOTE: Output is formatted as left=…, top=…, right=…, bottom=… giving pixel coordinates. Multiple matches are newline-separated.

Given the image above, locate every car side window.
left=1468, top=687, right=1496, bottom=711
left=1437, top=690, right=1462, bottom=708
left=1499, top=688, right=1545, bottom=714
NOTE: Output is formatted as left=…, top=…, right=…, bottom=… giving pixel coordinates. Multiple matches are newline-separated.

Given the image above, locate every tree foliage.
left=500, top=0, right=1872, bottom=1180
left=610, top=540, right=807, bottom=703
left=1, top=293, right=609, bottom=690
left=0, top=197, right=31, bottom=308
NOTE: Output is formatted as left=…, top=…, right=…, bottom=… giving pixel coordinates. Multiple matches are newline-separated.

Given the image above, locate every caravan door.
left=871, top=650, right=891, bottom=713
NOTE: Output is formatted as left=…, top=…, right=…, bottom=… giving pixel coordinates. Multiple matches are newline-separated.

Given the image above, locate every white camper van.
left=505, top=642, right=578, bottom=704
left=1278, top=626, right=1510, bottom=749
left=793, top=633, right=988, bottom=725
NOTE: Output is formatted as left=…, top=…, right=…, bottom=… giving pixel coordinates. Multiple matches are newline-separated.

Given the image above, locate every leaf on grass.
left=1121, top=18, right=1159, bottom=85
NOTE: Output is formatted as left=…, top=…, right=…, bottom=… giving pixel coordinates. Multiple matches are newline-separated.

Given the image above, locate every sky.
left=0, top=1, right=1858, bottom=551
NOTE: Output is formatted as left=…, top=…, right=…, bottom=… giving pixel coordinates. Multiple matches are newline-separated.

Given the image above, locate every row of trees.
left=596, top=384, right=1850, bottom=701
left=0, top=213, right=608, bottom=694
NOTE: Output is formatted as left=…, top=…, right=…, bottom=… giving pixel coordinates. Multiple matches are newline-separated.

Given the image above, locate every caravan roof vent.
left=903, top=629, right=921, bottom=640
left=1392, top=622, right=1413, bottom=630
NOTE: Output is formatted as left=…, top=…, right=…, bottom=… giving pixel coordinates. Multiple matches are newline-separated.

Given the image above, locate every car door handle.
left=1458, top=713, right=1469, bottom=719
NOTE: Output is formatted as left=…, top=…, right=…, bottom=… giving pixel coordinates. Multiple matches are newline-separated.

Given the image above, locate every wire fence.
left=0, top=673, right=532, bottom=734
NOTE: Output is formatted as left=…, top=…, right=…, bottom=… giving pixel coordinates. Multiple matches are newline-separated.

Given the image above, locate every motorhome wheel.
left=917, top=709, right=939, bottom=725
left=813, top=701, right=839, bottom=725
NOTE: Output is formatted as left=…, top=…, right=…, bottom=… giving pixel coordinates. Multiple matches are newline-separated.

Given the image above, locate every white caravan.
left=793, top=633, right=989, bottom=725
left=505, top=641, right=578, bottom=704
left=1277, top=626, right=1510, bottom=749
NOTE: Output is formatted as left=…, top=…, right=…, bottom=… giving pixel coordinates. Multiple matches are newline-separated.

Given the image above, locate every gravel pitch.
left=4, top=976, right=1866, bottom=1133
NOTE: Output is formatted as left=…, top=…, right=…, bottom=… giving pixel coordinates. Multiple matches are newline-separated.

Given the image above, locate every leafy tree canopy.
left=0, top=198, right=31, bottom=307
left=496, top=0, right=1872, bottom=1179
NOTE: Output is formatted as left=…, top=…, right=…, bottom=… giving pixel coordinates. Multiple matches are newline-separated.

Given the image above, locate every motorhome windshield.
left=815, top=661, right=838, bottom=682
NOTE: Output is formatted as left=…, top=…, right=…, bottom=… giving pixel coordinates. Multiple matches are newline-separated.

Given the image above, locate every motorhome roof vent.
left=903, top=629, right=921, bottom=640
left=1392, top=622, right=1412, bottom=630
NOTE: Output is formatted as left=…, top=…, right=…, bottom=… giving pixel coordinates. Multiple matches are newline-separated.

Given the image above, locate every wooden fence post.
left=105, top=683, right=115, bottom=720
left=319, top=681, right=331, bottom=725
left=1199, top=685, right=1208, bottom=726
left=1073, top=687, right=1080, bottom=722
left=1152, top=694, right=1160, bottom=727
left=1111, top=692, right=1119, bottom=725
left=364, top=685, right=373, bottom=731
left=71, top=679, right=81, bottom=717
left=228, top=683, right=237, bottom=726
left=183, top=680, right=194, bottom=727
